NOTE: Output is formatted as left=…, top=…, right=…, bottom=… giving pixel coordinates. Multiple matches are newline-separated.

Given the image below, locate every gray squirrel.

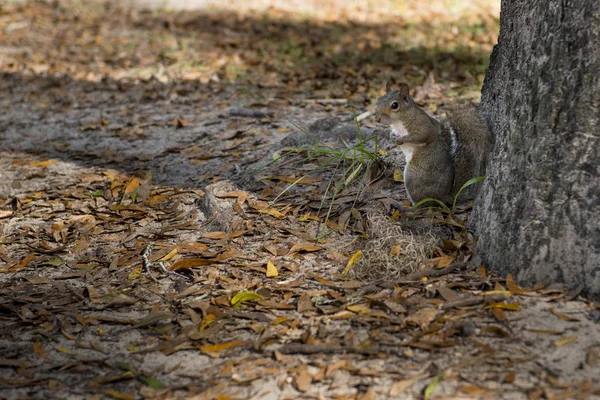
left=375, top=82, right=493, bottom=205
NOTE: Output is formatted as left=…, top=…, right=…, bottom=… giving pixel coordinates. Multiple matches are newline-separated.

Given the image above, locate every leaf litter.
left=0, top=1, right=599, bottom=399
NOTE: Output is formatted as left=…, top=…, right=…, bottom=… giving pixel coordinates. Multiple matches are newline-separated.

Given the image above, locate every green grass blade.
left=452, top=176, right=485, bottom=208
left=410, top=197, right=451, bottom=212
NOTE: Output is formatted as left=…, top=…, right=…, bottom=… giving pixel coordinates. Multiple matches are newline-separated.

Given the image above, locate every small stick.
left=356, top=110, right=373, bottom=122
left=277, top=343, right=379, bottom=356
left=377, top=261, right=469, bottom=288
left=302, top=99, right=348, bottom=105
left=441, top=293, right=508, bottom=309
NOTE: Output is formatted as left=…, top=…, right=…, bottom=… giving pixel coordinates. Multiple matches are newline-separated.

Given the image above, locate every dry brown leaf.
left=288, top=242, right=323, bottom=255
left=9, top=254, right=36, bottom=272
left=24, top=275, right=53, bottom=284
left=491, top=307, right=506, bottom=321
left=347, top=304, right=371, bottom=315
left=293, top=369, right=312, bottom=392
left=389, top=376, right=421, bottom=396
left=437, top=286, right=458, bottom=302
left=549, top=308, right=580, bottom=322
left=29, top=159, right=57, bottom=168
left=170, top=258, right=214, bottom=271
left=33, top=343, right=48, bottom=360
left=123, top=177, right=140, bottom=195
left=325, top=360, right=347, bottom=377
left=258, top=208, right=286, bottom=219
left=0, top=210, right=13, bottom=219
left=554, top=336, right=577, bottom=346
left=405, top=309, right=439, bottom=330
left=297, top=294, right=315, bottom=313
left=177, top=242, right=210, bottom=254
left=481, top=325, right=510, bottom=337
left=506, top=273, right=526, bottom=294
left=201, top=231, right=228, bottom=240
left=104, top=390, right=135, bottom=400
left=201, top=340, right=243, bottom=357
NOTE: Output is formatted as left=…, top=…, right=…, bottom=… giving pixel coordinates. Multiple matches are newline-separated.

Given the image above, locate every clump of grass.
left=270, top=118, right=381, bottom=239
left=350, top=213, right=437, bottom=281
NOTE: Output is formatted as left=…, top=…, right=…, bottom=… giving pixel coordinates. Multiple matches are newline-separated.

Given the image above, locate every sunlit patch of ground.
left=1, top=0, right=499, bottom=102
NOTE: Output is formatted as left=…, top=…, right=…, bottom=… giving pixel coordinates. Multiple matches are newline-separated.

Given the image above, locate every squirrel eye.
left=390, top=101, right=399, bottom=111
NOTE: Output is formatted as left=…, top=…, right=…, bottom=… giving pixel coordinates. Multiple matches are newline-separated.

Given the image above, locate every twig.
left=355, top=110, right=373, bottom=122
left=404, top=261, right=468, bottom=280
left=277, top=343, right=379, bottom=356
left=302, top=98, right=348, bottom=105
left=441, top=293, right=508, bottom=309
left=376, top=261, right=469, bottom=288
left=229, top=106, right=273, bottom=118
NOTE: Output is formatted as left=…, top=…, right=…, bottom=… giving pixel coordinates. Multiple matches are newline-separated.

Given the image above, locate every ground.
left=1, top=1, right=599, bottom=399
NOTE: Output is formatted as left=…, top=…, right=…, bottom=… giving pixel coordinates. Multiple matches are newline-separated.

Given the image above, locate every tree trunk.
left=473, top=0, right=600, bottom=298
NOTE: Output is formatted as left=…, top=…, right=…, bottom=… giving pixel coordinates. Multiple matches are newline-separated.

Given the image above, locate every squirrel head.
left=375, top=82, right=413, bottom=125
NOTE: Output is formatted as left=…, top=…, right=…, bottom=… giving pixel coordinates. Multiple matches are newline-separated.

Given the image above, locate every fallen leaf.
left=29, top=159, right=57, bottom=168
left=202, top=231, right=228, bottom=240
left=33, top=343, right=48, bottom=360
left=231, top=291, right=263, bottom=306
left=437, top=286, right=458, bottom=302
left=393, top=169, right=404, bottom=182
left=104, top=390, right=135, bottom=400
left=258, top=208, right=286, bottom=219
left=297, top=294, right=315, bottom=313
left=56, top=347, right=77, bottom=355
left=132, top=311, right=174, bottom=328
left=169, top=258, right=214, bottom=270
left=506, top=273, right=526, bottom=294
left=201, top=340, right=243, bottom=357
left=288, top=242, right=323, bottom=255
left=485, top=302, right=520, bottom=311
left=389, top=376, right=421, bottom=396
left=347, top=304, right=371, bottom=315
left=342, top=250, right=362, bottom=275
left=0, top=210, right=13, bottom=219
left=526, top=328, right=562, bottom=335
left=548, top=308, right=580, bottom=321
left=9, top=254, right=36, bottom=272
left=554, top=336, right=577, bottom=346
left=124, top=177, right=140, bottom=196
left=405, top=309, right=439, bottom=330
left=127, top=264, right=143, bottom=280
left=25, top=275, right=53, bottom=284
left=266, top=260, right=278, bottom=277
left=177, top=243, right=209, bottom=254
left=159, top=248, right=178, bottom=261
left=436, top=255, right=455, bottom=268
left=293, top=369, right=312, bottom=392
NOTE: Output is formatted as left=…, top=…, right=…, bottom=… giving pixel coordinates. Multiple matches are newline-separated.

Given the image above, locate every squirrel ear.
left=399, top=83, right=410, bottom=99
left=385, top=81, right=393, bottom=92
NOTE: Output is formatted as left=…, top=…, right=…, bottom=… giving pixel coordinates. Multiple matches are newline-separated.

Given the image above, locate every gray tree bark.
left=473, top=0, right=600, bottom=298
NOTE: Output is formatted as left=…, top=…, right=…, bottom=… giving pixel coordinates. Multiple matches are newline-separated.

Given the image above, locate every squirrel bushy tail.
left=443, top=104, right=493, bottom=202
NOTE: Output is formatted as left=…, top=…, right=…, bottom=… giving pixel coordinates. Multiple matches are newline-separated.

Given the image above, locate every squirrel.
left=375, top=82, right=493, bottom=205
